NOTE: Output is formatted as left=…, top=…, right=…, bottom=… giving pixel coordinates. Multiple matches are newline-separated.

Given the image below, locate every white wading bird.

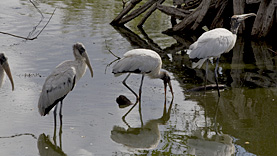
left=0, top=53, right=14, bottom=91
left=38, top=42, right=93, bottom=126
left=187, top=13, right=256, bottom=97
left=112, top=49, right=174, bottom=102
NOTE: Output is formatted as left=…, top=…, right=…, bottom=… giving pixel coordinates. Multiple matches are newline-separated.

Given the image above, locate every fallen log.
left=187, top=84, right=227, bottom=92
left=156, top=4, right=191, bottom=19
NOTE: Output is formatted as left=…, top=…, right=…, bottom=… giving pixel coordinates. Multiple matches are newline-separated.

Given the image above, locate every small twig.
left=0, top=7, right=56, bottom=40
left=105, top=58, right=120, bottom=74
left=0, top=31, right=32, bottom=40
left=0, top=133, right=37, bottom=140
left=29, top=0, right=44, bottom=18
left=122, top=0, right=128, bottom=9
left=105, top=40, right=121, bottom=59
left=104, top=40, right=121, bottom=74
left=27, top=0, right=45, bottom=38
left=33, top=8, right=56, bottom=39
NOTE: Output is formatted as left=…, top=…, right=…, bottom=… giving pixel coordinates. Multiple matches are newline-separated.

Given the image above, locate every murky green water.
left=0, top=0, right=276, bottom=155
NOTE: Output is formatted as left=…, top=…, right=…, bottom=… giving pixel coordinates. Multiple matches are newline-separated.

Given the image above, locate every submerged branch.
left=0, top=2, right=56, bottom=40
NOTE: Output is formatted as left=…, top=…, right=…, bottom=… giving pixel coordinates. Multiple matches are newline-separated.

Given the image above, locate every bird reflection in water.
left=187, top=98, right=235, bottom=156
left=37, top=125, right=67, bottom=156
left=111, top=98, right=173, bottom=150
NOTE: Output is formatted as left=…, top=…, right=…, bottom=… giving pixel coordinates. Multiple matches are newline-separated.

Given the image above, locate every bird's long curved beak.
left=2, top=61, right=14, bottom=91
left=240, top=13, right=256, bottom=20
left=168, top=81, right=174, bottom=98
left=84, top=52, right=93, bottom=78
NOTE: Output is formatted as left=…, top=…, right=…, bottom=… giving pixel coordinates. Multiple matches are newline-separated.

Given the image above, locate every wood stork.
left=38, top=42, right=93, bottom=126
left=187, top=13, right=256, bottom=97
left=0, top=53, right=14, bottom=91
left=112, top=49, right=174, bottom=102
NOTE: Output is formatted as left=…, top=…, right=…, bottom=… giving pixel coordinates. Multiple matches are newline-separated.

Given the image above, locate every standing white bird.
left=112, top=49, right=174, bottom=102
left=187, top=13, right=256, bottom=97
left=0, top=53, right=14, bottom=91
left=38, top=42, right=93, bottom=126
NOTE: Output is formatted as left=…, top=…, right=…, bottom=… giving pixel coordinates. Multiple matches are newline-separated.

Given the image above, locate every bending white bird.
left=187, top=13, right=256, bottom=97
left=0, top=53, right=14, bottom=91
left=112, top=49, right=174, bottom=102
left=38, top=42, right=93, bottom=126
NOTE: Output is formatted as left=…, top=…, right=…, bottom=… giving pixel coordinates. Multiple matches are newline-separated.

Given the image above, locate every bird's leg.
left=204, top=60, right=209, bottom=96
left=138, top=74, right=144, bottom=100
left=214, top=58, right=220, bottom=97
left=59, top=100, right=63, bottom=126
left=53, top=124, right=57, bottom=147
left=122, top=73, right=139, bottom=103
left=122, top=99, right=139, bottom=123
left=138, top=74, right=144, bottom=127
left=53, top=104, right=58, bottom=127
left=59, top=123, right=63, bottom=149
left=138, top=99, right=143, bottom=127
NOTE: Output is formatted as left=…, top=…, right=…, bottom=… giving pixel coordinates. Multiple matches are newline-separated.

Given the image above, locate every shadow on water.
left=111, top=98, right=173, bottom=151
left=112, top=25, right=277, bottom=155
left=37, top=125, right=66, bottom=156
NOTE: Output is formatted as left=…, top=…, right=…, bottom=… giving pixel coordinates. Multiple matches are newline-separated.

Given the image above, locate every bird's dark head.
left=73, top=42, right=86, bottom=56
left=0, top=53, right=7, bottom=65
left=73, top=42, right=94, bottom=78
left=230, top=13, right=256, bottom=34
left=160, top=71, right=174, bottom=98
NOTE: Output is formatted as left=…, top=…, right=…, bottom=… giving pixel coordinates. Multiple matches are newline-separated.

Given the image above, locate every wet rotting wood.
left=187, top=84, right=227, bottom=92
left=111, top=0, right=277, bottom=38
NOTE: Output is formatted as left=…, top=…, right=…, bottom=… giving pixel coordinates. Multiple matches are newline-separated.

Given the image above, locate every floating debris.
left=116, top=95, right=132, bottom=108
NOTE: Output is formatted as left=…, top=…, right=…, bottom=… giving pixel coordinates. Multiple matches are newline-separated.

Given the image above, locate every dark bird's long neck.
left=230, top=21, right=241, bottom=34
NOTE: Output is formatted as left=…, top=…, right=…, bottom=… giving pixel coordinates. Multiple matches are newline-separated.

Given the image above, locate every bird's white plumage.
left=38, top=61, right=77, bottom=116
left=112, top=49, right=162, bottom=78
left=38, top=42, right=93, bottom=123
left=188, top=28, right=236, bottom=60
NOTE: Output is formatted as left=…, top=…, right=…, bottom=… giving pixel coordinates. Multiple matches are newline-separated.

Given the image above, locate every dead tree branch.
left=0, top=2, right=56, bottom=40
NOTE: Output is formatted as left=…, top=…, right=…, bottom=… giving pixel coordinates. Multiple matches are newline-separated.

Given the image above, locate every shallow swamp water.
left=0, top=0, right=277, bottom=155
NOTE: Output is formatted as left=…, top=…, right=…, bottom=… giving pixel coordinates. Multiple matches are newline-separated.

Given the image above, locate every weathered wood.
left=187, top=84, right=227, bottom=92
left=110, top=0, right=142, bottom=25
left=111, top=0, right=275, bottom=38
left=191, top=0, right=211, bottom=30
left=251, top=0, right=277, bottom=37
left=230, top=37, right=245, bottom=88
left=156, top=4, right=190, bottom=19
left=138, top=0, right=165, bottom=27
left=118, top=0, right=158, bottom=25
left=172, top=0, right=211, bottom=31
left=210, top=0, right=228, bottom=29
left=246, top=0, right=261, bottom=4
left=233, top=0, right=246, bottom=33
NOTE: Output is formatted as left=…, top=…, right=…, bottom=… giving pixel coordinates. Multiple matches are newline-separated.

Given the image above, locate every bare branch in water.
left=122, top=0, right=129, bottom=9
left=105, top=58, right=120, bottom=74
left=27, top=0, right=45, bottom=38
left=104, top=40, right=121, bottom=74
left=34, top=8, right=56, bottom=39
left=0, top=133, right=37, bottom=139
left=0, top=1, right=56, bottom=40
left=105, top=40, right=121, bottom=59
left=30, top=0, right=44, bottom=18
